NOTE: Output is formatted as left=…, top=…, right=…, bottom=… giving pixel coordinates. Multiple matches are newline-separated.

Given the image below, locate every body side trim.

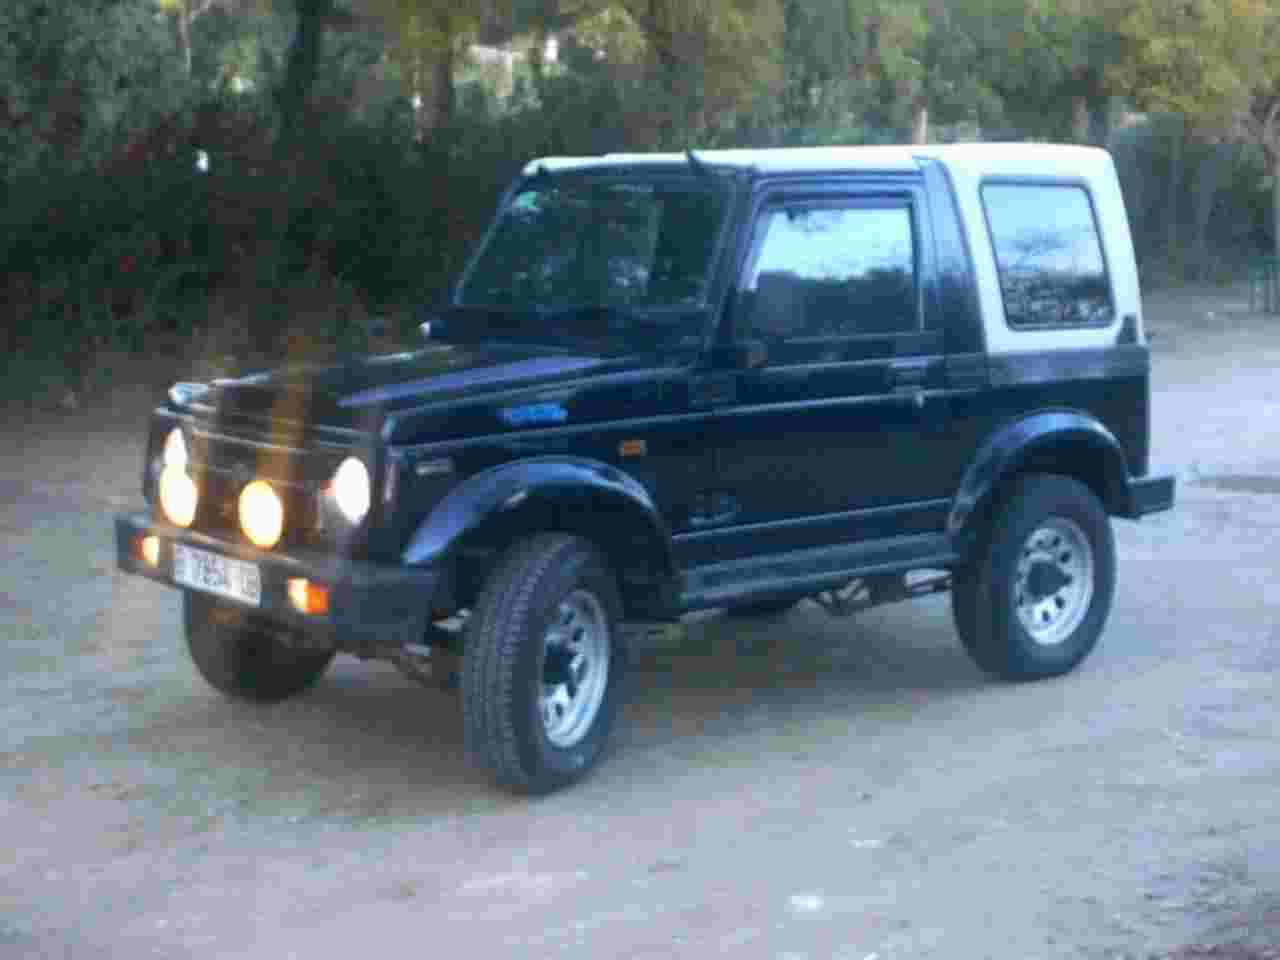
left=986, top=344, right=1150, bottom=387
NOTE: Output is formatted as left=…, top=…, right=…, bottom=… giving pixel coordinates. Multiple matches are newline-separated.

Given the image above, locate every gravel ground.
left=2, top=285, right=1279, bottom=959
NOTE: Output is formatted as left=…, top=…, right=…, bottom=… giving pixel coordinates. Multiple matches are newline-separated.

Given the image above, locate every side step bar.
left=677, top=533, right=960, bottom=612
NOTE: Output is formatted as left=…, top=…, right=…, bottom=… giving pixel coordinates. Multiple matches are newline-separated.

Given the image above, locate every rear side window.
left=981, top=183, right=1114, bottom=329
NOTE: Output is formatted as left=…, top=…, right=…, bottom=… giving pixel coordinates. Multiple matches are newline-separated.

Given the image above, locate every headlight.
left=157, top=427, right=197, bottom=526
left=239, top=480, right=284, bottom=549
left=326, top=457, right=371, bottom=525
left=158, top=464, right=198, bottom=527
left=162, top=427, right=188, bottom=469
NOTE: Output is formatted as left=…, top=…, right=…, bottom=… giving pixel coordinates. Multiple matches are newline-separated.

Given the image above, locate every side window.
left=739, top=203, right=918, bottom=342
left=981, top=183, right=1114, bottom=329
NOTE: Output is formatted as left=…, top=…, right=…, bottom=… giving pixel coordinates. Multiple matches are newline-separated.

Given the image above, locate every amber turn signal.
left=287, top=578, right=330, bottom=616
left=139, top=535, right=161, bottom=568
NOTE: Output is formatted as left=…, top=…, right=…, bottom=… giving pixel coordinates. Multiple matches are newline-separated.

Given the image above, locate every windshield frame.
left=449, top=166, right=738, bottom=355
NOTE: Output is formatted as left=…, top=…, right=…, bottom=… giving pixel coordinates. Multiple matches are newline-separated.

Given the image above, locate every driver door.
left=683, top=186, right=953, bottom=565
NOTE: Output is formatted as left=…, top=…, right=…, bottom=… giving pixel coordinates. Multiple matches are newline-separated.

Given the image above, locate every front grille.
left=185, top=425, right=354, bottom=551
left=192, top=469, right=322, bottom=550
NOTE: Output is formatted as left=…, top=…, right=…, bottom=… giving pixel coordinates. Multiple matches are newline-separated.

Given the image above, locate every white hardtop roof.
left=523, top=142, right=1112, bottom=179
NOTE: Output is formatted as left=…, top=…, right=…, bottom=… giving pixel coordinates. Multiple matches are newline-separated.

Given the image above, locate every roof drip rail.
left=686, top=149, right=713, bottom=180
left=525, top=162, right=556, bottom=191
left=686, top=149, right=742, bottom=191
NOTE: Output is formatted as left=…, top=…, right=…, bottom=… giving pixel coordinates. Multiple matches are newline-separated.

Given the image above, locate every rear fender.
left=949, top=410, right=1130, bottom=542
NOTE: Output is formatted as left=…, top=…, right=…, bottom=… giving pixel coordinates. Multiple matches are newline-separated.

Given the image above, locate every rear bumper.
left=1123, top=473, right=1176, bottom=519
left=115, top=511, right=439, bottom=650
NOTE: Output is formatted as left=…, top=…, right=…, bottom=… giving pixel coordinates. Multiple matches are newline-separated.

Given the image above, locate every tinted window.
left=458, top=180, right=726, bottom=310
left=740, top=204, right=917, bottom=340
left=982, top=183, right=1114, bottom=329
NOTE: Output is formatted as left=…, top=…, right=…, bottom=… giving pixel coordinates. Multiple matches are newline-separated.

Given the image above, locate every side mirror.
left=711, top=339, right=768, bottom=370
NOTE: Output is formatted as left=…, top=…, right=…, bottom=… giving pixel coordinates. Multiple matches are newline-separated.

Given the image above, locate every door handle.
left=888, top=359, right=929, bottom=409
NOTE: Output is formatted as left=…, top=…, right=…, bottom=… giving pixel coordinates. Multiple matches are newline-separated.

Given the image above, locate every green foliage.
left=5, top=0, right=1280, bottom=405
left=1108, top=0, right=1266, bottom=129
left=967, top=0, right=1119, bottom=141
left=0, top=0, right=190, bottom=178
left=190, top=5, right=293, bottom=94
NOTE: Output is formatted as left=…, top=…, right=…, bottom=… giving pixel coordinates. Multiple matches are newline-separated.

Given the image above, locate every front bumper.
left=115, top=511, right=439, bottom=650
left=1124, top=473, right=1176, bottom=519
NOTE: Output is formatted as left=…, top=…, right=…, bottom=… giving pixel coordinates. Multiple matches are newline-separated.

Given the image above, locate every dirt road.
left=3, top=286, right=1278, bottom=959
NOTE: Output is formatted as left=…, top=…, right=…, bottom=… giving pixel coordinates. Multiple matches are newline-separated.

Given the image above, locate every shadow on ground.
left=110, top=599, right=985, bottom=824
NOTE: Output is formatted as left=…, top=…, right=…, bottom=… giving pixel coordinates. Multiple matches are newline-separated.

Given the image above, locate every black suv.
left=116, top=144, right=1175, bottom=793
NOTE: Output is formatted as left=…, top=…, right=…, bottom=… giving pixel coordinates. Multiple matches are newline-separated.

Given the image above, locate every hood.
left=203, top=344, right=619, bottom=433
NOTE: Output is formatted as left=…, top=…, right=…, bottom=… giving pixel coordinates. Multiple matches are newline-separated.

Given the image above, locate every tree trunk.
left=651, top=45, right=683, bottom=148
left=177, top=7, right=193, bottom=76
left=277, top=0, right=332, bottom=138
left=1088, top=97, right=1110, bottom=147
left=911, top=100, right=929, bottom=144
left=1071, top=95, right=1090, bottom=144
left=411, top=60, right=428, bottom=142
left=1273, top=152, right=1280, bottom=263
left=432, top=44, right=455, bottom=133
left=1111, top=132, right=1147, bottom=260
left=528, top=26, right=547, bottom=88
left=1165, top=116, right=1184, bottom=270
left=1192, top=143, right=1227, bottom=280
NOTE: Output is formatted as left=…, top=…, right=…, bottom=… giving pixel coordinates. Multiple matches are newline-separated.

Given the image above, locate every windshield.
left=456, top=176, right=728, bottom=317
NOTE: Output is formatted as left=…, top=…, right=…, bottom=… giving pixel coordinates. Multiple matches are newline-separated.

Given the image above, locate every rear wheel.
left=951, top=474, right=1116, bottom=681
left=462, top=534, right=623, bottom=794
left=184, top=593, right=335, bottom=702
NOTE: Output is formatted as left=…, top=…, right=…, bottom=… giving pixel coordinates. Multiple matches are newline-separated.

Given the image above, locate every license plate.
left=173, top=544, right=261, bottom=607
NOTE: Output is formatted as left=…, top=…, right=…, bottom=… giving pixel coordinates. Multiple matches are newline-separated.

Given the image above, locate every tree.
left=1235, top=5, right=1280, bottom=261
left=609, top=0, right=784, bottom=148
left=893, top=0, right=998, bottom=143
left=973, top=0, right=1119, bottom=144
left=849, top=0, right=929, bottom=140
left=772, top=0, right=859, bottom=142
left=361, top=0, right=483, bottom=136
left=1108, top=0, right=1271, bottom=266
left=0, top=0, right=187, bottom=178
left=277, top=0, right=336, bottom=134
left=157, top=0, right=235, bottom=75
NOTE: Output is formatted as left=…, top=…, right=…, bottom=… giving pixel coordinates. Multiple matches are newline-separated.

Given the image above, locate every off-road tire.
left=184, top=593, right=335, bottom=702
left=951, top=474, right=1116, bottom=682
left=462, top=534, right=624, bottom=795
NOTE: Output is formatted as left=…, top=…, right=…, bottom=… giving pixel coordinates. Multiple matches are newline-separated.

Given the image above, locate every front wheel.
left=952, top=474, right=1116, bottom=682
left=462, top=534, right=623, bottom=794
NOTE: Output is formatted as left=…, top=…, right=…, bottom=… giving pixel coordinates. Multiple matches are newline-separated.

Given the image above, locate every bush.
left=0, top=92, right=539, bottom=404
